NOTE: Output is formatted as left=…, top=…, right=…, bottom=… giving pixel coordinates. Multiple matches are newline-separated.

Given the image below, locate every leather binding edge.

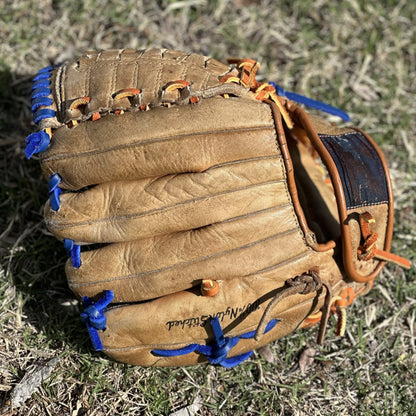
left=286, top=102, right=394, bottom=283
left=268, top=100, right=336, bottom=253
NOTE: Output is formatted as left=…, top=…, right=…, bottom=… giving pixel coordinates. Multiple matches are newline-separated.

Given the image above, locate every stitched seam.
left=180, top=54, right=189, bottom=81
left=203, top=155, right=282, bottom=171
left=153, top=53, right=163, bottom=99
left=86, top=56, right=92, bottom=99
left=245, top=251, right=310, bottom=276
left=56, top=65, right=65, bottom=115
left=110, top=56, right=118, bottom=108
left=201, top=64, right=211, bottom=90
left=74, top=61, right=228, bottom=72
left=133, top=56, right=139, bottom=88
left=216, top=203, right=292, bottom=223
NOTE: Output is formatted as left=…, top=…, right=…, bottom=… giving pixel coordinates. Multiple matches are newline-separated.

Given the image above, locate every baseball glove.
left=26, top=49, right=410, bottom=367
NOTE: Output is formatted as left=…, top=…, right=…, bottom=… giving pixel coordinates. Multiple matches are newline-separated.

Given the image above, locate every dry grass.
left=0, top=0, right=415, bottom=415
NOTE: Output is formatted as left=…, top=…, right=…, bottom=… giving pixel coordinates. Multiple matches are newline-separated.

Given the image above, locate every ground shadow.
left=0, top=68, right=94, bottom=359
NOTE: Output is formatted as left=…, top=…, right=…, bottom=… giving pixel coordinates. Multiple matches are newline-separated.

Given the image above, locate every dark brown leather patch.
left=319, top=132, right=388, bottom=209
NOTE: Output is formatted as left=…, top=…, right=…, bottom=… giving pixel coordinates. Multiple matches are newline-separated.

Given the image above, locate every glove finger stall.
left=96, top=256, right=344, bottom=366
left=40, top=98, right=276, bottom=190
left=66, top=204, right=307, bottom=302
left=44, top=156, right=286, bottom=243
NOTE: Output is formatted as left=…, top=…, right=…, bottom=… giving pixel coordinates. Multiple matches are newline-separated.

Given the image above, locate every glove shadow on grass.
left=0, top=68, right=96, bottom=362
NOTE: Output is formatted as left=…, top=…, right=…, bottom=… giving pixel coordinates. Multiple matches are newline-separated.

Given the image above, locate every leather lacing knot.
left=81, top=290, right=114, bottom=351
left=358, top=212, right=379, bottom=261
left=358, top=212, right=410, bottom=268
left=286, top=270, right=323, bottom=294
left=220, top=58, right=294, bottom=129
left=254, top=270, right=332, bottom=345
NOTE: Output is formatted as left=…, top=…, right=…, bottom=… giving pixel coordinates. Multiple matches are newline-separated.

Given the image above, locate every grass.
left=0, top=0, right=415, bottom=414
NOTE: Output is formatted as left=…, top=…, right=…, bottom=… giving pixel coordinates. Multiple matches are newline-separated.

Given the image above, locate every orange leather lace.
left=358, top=212, right=410, bottom=269
left=221, top=58, right=294, bottom=129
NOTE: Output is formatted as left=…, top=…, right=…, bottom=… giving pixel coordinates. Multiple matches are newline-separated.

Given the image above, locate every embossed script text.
left=166, top=301, right=260, bottom=331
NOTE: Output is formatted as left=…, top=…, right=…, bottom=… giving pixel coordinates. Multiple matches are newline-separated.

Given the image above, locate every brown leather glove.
left=26, top=49, right=410, bottom=367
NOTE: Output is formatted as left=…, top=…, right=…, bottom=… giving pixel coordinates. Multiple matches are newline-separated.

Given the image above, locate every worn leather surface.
left=102, top=272, right=345, bottom=366
left=39, top=48, right=237, bottom=129
left=34, top=49, right=394, bottom=366
left=40, top=97, right=267, bottom=190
